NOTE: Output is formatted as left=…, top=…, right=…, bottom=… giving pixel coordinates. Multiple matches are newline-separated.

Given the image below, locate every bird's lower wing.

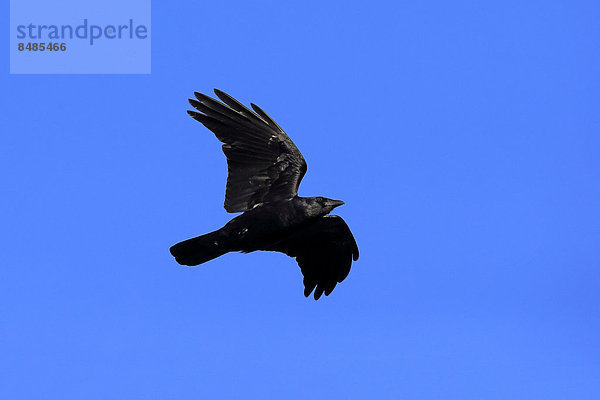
left=265, top=215, right=359, bottom=300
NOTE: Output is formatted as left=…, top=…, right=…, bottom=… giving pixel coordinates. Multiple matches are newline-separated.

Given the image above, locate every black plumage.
left=170, top=89, right=359, bottom=299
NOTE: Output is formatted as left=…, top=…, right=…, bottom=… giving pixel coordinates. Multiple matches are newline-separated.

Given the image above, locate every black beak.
left=327, top=199, right=345, bottom=208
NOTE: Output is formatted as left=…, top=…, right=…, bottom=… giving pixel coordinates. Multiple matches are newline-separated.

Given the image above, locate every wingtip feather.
left=194, top=91, right=215, bottom=103
left=189, top=98, right=202, bottom=109
left=213, top=88, right=231, bottom=103
left=314, top=288, right=324, bottom=300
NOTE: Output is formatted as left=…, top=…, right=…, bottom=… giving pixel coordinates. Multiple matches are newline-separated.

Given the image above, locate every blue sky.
left=2, top=1, right=599, bottom=398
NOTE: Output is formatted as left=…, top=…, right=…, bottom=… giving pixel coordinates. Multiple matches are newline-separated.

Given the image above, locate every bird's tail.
left=170, top=230, right=228, bottom=266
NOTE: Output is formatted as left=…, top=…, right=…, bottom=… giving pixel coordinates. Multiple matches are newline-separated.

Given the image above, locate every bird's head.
left=301, top=196, right=345, bottom=218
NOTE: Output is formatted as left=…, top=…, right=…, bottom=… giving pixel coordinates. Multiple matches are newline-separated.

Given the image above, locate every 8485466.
left=18, top=42, right=66, bottom=51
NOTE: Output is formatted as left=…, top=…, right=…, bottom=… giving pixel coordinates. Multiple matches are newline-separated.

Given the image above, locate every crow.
left=170, top=89, right=359, bottom=300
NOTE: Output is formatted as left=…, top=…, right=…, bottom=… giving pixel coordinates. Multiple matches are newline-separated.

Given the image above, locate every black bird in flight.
left=170, top=89, right=359, bottom=300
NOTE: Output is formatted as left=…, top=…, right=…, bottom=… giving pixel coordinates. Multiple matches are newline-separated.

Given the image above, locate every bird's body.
left=172, top=196, right=344, bottom=259
left=170, top=89, right=358, bottom=299
left=222, top=197, right=327, bottom=253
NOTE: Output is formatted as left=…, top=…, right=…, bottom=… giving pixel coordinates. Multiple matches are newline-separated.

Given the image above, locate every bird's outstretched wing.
left=188, top=89, right=307, bottom=213
left=265, top=215, right=359, bottom=300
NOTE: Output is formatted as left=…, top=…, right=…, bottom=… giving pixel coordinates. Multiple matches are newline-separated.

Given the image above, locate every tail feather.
left=170, top=231, right=227, bottom=266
